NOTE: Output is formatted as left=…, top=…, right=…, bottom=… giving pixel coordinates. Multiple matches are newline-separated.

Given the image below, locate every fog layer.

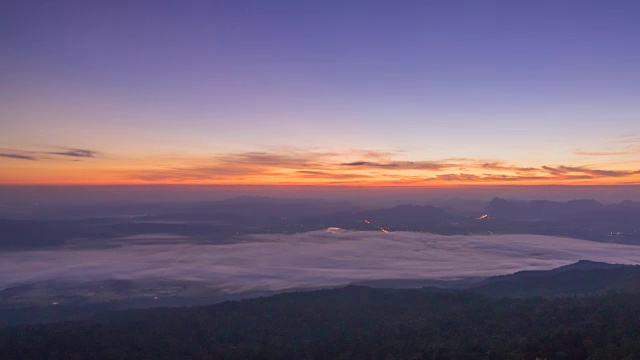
left=2, top=231, right=640, bottom=293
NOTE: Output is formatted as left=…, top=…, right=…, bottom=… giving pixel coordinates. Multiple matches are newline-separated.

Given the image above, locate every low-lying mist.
left=2, top=230, right=640, bottom=293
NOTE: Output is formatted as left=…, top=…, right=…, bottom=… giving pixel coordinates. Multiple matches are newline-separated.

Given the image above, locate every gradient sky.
left=1, top=0, right=639, bottom=186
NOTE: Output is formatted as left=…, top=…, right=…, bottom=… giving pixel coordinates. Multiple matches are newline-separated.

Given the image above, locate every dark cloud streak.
left=0, top=153, right=38, bottom=161
left=47, top=148, right=97, bottom=158
left=341, top=161, right=453, bottom=170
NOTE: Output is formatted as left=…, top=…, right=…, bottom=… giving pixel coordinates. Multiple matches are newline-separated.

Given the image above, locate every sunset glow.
left=1, top=147, right=639, bottom=186
left=1, top=1, right=638, bottom=188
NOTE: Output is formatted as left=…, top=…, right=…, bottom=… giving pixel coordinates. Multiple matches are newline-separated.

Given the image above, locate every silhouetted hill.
left=3, top=286, right=640, bottom=359
left=3, top=197, right=640, bottom=251
left=215, top=196, right=359, bottom=218
left=0, top=219, right=67, bottom=250
left=473, top=261, right=640, bottom=297
left=141, top=212, right=249, bottom=223
left=557, top=209, right=640, bottom=227
left=486, top=197, right=603, bottom=220
left=554, top=259, right=624, bottom=271
left=358, top=205, right=452, bottom=224
left=617, top=200, right=640, bottom=210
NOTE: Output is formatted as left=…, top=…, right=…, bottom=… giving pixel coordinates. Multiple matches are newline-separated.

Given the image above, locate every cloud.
left=541, top=165, right=633, bottom=178
left=124, top=148, right=640, bottom=185
left=433, top=173, right=562, bottom=182
left=435, top=173, right=481, bottom=181
left=574, top=150, right=637, bottom=156
left=1, top=231, right=640, bottom=293
left=0, top=147, right=99, bottom=162
left=129, top=149, right=390, bottom=182
left=132, top=165, right=269, bottom=181
left=0, top=153, right=37, bottom=161
left=433, top=163, right=640, bottom=182
left=341, top=161, right=453, bottom=170
left=295, top=170, right=373, bottom=179
left=47, top=148, right=97, bottom=158
left=478, top=162, right=537, bottom=173
left=614, top=133, right=640, bottom=143
left=574, top=134, right=640, bottom=156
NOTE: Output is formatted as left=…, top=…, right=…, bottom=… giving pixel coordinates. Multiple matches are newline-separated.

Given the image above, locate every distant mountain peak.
left=486, top=197, right=603, bottom=220
left=554, top=260, right=626, bottom=272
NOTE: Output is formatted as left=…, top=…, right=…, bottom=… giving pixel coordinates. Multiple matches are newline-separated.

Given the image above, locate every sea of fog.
left=2, top=230, right=640, bottom=293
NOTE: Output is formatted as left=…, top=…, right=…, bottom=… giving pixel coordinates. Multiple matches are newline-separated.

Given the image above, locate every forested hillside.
left=2, top=286, right=640, bottom=359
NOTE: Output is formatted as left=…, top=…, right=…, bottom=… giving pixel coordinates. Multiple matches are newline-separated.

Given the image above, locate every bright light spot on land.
left=476, top=214, right=489, bottom=220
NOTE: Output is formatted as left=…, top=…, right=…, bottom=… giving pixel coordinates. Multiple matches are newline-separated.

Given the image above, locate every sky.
left=1, top=0, right=639, bottom=186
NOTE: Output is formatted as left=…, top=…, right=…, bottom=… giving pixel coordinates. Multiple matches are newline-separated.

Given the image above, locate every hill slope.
left=472, top=260, right=640, bottom=297
left=2, top=286, right=640, bottom=359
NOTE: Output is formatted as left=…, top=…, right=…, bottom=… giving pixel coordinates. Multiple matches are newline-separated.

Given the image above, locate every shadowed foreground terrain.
left=2, top=284, right=640, bottom=359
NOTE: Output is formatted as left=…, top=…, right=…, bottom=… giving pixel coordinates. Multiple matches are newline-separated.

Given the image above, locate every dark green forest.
left=2, top=286, right=640, bottom=360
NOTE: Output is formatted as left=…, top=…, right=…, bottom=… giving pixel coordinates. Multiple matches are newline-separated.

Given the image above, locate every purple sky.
left=1, top=1, right=639, bottom=186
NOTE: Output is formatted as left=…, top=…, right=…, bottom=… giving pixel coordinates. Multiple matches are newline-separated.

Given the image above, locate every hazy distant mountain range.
left=2, top=196, right=638, bottom=250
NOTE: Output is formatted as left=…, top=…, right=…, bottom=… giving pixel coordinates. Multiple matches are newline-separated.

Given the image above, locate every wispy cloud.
left=574, top=150, right=637, bottom=156
left=541, top=165, right=635, bottom=178
left=614, top=132, right=640, bottom=141
left=478, top=162, right=538, bottom=173
left=432, top=173, right=588, bottom=182
left=132, top=165, right=269, bottom=181
left=0, top=147, right=99, bottom=161
left=575, top=134, right=640, bottom=156
left=4, top=145, right=637, bottom=185
left=340, top=161, right=453, bottom=170
left=294, top=170, right=375, bottom=180
left=47, top=148, right=97, bottom=158
left=129, top=149, right=396, bottom=182
left=125, top=148, right=640, bottom=185
left=0, top=153, right=38, bottom=161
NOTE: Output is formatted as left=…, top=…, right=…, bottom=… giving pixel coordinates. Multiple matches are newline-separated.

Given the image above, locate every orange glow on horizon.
left=2, top=174, right=639, bottom=187
left=1, top=150, right=639, bottom=187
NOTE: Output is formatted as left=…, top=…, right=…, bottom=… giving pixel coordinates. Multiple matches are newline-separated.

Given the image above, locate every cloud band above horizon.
left=1, top=146, right=639, bottom=186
